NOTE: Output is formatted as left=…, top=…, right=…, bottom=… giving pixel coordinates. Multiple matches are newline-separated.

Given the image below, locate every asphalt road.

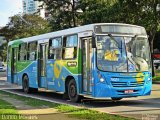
left=0, top=72, right=160, bottom=120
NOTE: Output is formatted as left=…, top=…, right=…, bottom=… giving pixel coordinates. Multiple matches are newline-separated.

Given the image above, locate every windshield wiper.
left=131, top=34, right=138, bottom=42
left=108, top=34, right=123, bottom=55
left=108, top=34, right=119, bottom=47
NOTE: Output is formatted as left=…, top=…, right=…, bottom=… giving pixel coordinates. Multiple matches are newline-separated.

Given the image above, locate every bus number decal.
left=110, top=78, right=119, bottom=82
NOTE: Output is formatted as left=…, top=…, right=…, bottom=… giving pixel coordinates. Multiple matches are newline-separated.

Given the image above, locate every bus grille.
left=111, top=81, right=144, bottom=87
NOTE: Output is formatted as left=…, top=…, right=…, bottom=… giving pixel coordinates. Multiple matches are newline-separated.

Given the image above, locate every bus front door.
left=82, top=38, right=92, bottom=94
left=11, top=48, right=18, bottom=84
left=38, top=44, right=48, bottom=88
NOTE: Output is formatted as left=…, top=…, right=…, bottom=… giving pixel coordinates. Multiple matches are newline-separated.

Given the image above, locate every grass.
left=153, top=76, right=160, bottom=81
left=153, top=69, right=160, bottom=81
left=0, top=98, right=22, bottom=120
left=0, top=90, right=134, bottom=120
left=0, top=99, right=15, bottom=109
left=56, top=105, right=133, bottom=120
left=0, top=90, right=58, bottom=107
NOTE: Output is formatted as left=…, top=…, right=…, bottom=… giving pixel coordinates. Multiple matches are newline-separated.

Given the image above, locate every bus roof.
left=8, top=23, right=145, bottom=46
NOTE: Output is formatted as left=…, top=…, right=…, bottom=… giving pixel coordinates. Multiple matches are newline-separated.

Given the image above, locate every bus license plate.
left=125, top=90, right=133, bottom=94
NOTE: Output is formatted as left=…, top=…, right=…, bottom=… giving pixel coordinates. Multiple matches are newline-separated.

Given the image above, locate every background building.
left=22, top=0, right=48, bottom=19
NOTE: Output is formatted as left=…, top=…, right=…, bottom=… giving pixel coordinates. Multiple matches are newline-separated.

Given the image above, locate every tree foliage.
left=0, top=14, right=51, bottom=61
left=79, top=0, right=118, bottom=24
left=35, top=0, right=81, bottom=30
left=0, top=14, right=51, bottom=41
left=116, top=0, right=160, bottom=52
left=0, top=43, right=7, bottom=61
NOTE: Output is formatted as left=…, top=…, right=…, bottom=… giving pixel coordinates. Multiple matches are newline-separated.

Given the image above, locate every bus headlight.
left=146, top=77, right=151, bottom=84
left=98, top=73, right=105, bottom=83
left=148, top=78, right=151, bottom=81
left=100, top=78, right=105, bottom=82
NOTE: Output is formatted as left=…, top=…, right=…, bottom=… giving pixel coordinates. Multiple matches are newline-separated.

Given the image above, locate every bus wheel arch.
left=22, top=73, right=28, bottom=86
left=22, top=74, right=38, bottom=93
left=22, top=73, right=28, bottom=81
left=22, top=74, right=30, bottom=93
left=65, top=76, right=81, bottom=102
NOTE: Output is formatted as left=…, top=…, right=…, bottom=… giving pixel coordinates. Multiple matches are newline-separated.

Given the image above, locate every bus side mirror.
left=92, top=35, right=96, bottom=48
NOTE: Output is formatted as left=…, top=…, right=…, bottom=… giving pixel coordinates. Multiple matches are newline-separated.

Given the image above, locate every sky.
left=0, top=0, right=22, bottom=27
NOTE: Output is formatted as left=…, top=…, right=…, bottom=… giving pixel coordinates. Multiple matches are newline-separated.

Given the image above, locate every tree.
left=0, top=43, right=7, bottom=61
left=0, top=14, right=51, bottom=61
left=3, top=14, right=51, bottom=40
left=79, top=0, right=118, bottom=24
left=35, top=0, right=81, bottom=31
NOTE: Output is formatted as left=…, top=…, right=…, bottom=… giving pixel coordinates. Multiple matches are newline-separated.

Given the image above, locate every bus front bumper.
left=93, top=81, right=152, bottom=98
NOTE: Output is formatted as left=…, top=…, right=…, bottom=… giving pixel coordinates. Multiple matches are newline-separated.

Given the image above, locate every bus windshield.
left=96, top=35, right=151, bottom=72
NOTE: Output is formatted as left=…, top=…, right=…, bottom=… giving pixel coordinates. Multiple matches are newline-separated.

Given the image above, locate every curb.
left=0, top=77, right=7, bottom=81
left=18, top=108, right=58, bottom=115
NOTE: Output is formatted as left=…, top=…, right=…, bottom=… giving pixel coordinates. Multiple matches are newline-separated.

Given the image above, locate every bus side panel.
left=27, top=61, right=38, bottom=88
left=47, top=59, right=80, bottom=93
left=47, top=60, right=66, bottom=92
left=47, top=60, right=57, bottom=90
left=16, top=61, right=38, bottom=88
left=29, top=61, right=38, bottom=88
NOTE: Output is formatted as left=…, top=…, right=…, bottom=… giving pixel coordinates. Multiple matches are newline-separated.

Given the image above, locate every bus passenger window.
left=19, top=43, right=27, bottom=61
left=49, top=49, right=54, bottom=59
left=63, top=48, right=76, bottom=59
left=49, top=37, right=62, bottom=59
left=65, top=35, right=77, bottom=47
left=63, top=35, right=77, bottom=59
left=28, top=42, right=37, bottom=60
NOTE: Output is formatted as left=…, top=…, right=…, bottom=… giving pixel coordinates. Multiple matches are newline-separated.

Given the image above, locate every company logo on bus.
left=67, top=61, right=77, bottom=67
left=127, top=81, right=130, bottom=86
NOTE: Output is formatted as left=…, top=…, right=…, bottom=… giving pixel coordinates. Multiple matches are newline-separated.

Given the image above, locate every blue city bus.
left=7, top=23, right=152, bottom=102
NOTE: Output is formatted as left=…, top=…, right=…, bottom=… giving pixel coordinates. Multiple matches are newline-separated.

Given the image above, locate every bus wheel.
left=22, top=75, right=31, bottom=93
left=68, top=79, right=81, bottom=102
left=111, top=97, right=122, bottom=101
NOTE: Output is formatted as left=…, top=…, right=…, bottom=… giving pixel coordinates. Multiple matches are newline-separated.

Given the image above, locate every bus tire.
left=111, top=97, right=122, bottom=101
left=22, top=75, right=31, bottom=93
left=68, top=79, right=81, bottom=102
